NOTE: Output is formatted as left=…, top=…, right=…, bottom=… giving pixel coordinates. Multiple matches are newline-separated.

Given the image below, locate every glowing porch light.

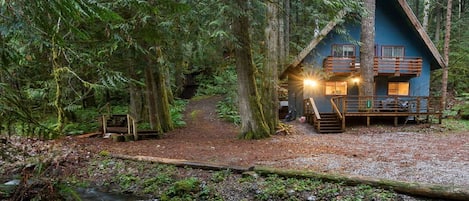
left=351, top=77, right=360, bottom=85
left=304, top=79, right=318, bottom=87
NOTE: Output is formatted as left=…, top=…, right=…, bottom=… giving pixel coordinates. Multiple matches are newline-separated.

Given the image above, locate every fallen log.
left=108, top=153, right=469, bottom=200
left=254, top=166, right=469, bottom=201
left=110, top=154, right=252, bottom=173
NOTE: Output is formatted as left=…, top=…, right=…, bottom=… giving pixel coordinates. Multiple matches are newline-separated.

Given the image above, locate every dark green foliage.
left=289, top=0, right=363, bottom=55
left=216, top=96, right=241, bottom=126
left=253, top=174, right=398, bottom=201
left=170, top=99, right=188, bottom=128
left=447, top=93, right=469, bottom=119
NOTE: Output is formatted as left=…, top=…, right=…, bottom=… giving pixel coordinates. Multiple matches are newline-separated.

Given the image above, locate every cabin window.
left=388, top=82, right=409, bottom=95
left=325, top=81, right=347, bottom=95
left=382, top=46, right=405, bottom=58
left=332, top=44, right=355, bottom=57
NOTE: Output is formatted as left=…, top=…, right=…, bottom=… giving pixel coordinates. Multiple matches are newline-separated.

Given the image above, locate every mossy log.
left=111, top=134, right=125, bottom=142
left=108, top=153, right=469, bottom=200
left=110, top=154, right=252, bottom=173
left=124, top=135, right=134, bottom=142
left=254, top=166, right=469, bottom=201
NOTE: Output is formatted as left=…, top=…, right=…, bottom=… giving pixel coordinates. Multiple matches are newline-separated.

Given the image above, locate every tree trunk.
left=154, top=50, right=174, bottom=132
left=442, top=0, right=453, bottom=109
left=144, top=63, right=162, bottom=133
left=263, top=0, right=280, bottom=134
left=414, top=0, right=420, bottom=19
left=128, top=52, right=143, bottom=122
left=280, top=0, right=290, bottom=71
left=52, top=37, right=64, bottom=136
left=422, top=0, right=430, bottom=31
left=359, top=0, right=376, bottom=106
left=233, top=0, right=270, bottom=139
left=434, top=2, right=442, bottom=43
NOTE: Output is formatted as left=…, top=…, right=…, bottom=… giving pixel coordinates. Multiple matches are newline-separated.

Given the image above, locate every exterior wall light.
left=304, top=79, right=318, bottom=87
left=351, top=77, right=360, bottom=85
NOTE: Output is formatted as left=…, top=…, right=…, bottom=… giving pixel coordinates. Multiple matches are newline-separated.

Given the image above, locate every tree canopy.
left=0, top=0, right=467, bottom=139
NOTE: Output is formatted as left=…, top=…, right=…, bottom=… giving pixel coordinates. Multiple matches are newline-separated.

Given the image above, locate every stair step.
left=316, top=112, right=344, bottom=133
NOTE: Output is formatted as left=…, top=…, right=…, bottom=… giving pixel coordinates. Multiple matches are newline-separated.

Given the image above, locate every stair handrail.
left=330, top=96, right=344, bottom=120
left=331, top=96, right=345, bottom=132
left=308, top=97, right=321, bottom=121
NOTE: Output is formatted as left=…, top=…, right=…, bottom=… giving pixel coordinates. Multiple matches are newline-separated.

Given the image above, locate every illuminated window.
left=325, top=81, right=347, bottom=95
left=332, top=44, right=355, bottom=57
left=388, top=82, right=409, bottom=95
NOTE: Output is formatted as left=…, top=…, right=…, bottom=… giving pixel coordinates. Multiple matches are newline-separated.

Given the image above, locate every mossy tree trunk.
left=128, top=51, right=144, bottom=122
left=52, top=37, right=65, bottom=136
left=233, top=0, right=270, bottom=139
left=144, top=62, right=162, bottom=133
left=154, top=49, right=174, bottom=132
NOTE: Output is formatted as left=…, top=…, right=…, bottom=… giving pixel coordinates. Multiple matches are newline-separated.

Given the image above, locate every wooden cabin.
left=280, top=0, right=444, bottom=133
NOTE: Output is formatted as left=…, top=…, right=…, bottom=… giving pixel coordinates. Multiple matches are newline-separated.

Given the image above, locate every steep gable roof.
left=395, top=0, right=445, bottom=68
left=279, top=10, right=347, bottom=79
left=280, top=0, right=445, bottom=79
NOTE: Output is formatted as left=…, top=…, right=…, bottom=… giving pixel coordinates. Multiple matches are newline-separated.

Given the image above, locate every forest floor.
left=77, top=95, right=469, bottom=187
left=1, top=95, right=468, bottom=200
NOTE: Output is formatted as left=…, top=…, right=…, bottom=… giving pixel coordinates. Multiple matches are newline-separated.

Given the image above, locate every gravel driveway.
left=258, top=122, right=469, bottom=188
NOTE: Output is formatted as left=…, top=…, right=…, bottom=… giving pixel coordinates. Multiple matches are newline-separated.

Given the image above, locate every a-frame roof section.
left=396, top=0, right=445, bottom=68
left=280, top=0, right=446, bottom=79
left=280, top=10, right=347, bottom=79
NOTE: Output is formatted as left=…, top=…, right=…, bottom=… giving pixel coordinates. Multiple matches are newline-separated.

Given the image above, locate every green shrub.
left=170, top=99, right=188, bottom=128
left=216, top=96, right=240, bottom=125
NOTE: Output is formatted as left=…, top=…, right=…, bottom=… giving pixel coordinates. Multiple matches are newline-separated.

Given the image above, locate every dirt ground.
left=75, top=96, right=469, bottom=188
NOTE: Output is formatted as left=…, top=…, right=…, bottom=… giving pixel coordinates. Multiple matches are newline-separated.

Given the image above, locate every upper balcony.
left=323, top=56, right=422, bottom=77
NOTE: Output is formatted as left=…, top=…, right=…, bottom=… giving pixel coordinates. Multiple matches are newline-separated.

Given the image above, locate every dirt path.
left=75, top=96, right=469, bottom=187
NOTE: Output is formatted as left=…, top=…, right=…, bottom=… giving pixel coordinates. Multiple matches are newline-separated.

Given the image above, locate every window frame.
left=325, top=81, right=348, bottom=95
left=331, top=44, right=356, bottom=58
left=387, top=82, right=409, bottom=96
left=381, top=45, right=405, bottom=58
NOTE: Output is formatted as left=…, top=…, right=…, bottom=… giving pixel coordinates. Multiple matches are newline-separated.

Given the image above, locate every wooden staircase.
left=304, top=97, right=345, bottom=134
left=315, top=113, right=344, bottom=133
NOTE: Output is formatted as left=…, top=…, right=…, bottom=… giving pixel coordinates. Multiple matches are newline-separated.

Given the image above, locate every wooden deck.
left=304, top=95, right=442, bottom=133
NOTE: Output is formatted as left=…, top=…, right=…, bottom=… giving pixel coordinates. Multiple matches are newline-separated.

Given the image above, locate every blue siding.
left=295, top=0, right=434, bottom=114
left=376, top=2, right=432, bottom=96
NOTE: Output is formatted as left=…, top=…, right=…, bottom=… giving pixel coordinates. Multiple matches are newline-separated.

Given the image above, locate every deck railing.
left=374, top=57, right=422, bottom=76
left=340, top=95, right=442, bottom=118
left=323, top=56, right=422, bottom=76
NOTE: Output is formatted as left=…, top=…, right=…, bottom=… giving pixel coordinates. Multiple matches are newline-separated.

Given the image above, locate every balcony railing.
left=333, top=95, right=442, bottom=115
left=323, top=56, right=422, bottom=76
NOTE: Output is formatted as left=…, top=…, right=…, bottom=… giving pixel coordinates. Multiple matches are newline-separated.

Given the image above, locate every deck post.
left=416, top=97, right=421, bottom=123
left=366, top=116, right=370, bottom=126
left=342, top=97, right=346, bottom=131
left=127, top=114, right=131, bottom=135
left=102, top=115, right=107, bottom=135
left=394, top=117, right=398, bottom=126
left=127, top=114, right=138, bottom=140
left=133, top=118, right=138, bottom=140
